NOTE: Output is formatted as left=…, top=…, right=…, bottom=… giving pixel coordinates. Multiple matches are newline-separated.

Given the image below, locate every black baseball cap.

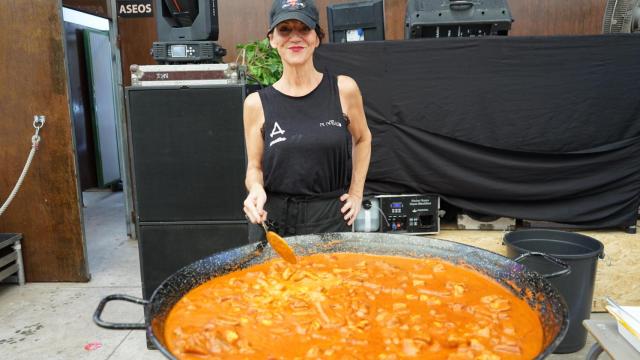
left=269, top=0, right=319, bottom=32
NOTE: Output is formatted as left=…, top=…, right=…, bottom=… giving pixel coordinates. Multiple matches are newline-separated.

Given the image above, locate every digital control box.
left=376, top=194, right=439, bottom=234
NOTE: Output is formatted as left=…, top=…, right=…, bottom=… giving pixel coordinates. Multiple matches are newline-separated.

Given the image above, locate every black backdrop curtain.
left=315, top=34, right=640, bottom=229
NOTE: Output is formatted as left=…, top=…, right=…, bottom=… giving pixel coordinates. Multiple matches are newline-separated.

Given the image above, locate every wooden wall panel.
left=115, top=0, right=608, bottom=91
left=0, top=0, right=89, bottom=282
left=62, top=0, right=110, bottom=18
left=219, top=0, right=390, bottom=63
left=509, top=0, right=606, bottom=36
left=369, top=0, right=607, bottom=41
left=160, top=0, right=609, bottom=66
left=379, top=0, right=607, bottom=39
left=117, top=16, right=156, bottom=87
left=218, top=0, right=270, bottom=63
left=384, top=0, right=408, bottom=40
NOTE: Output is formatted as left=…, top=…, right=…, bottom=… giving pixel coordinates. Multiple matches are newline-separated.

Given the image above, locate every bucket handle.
left=450, top=0, right=474, bottom=10
left=93, top=294, right=149, bottom=330
left=513, top=252, right=571, bottom=279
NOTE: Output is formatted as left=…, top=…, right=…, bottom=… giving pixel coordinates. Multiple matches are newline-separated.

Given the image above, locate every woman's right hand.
left=243, top=185, right=267, bottom=224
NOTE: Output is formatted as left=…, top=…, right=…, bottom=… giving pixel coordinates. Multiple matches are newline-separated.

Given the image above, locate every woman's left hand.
left=340, top=193, right=362, bottom=226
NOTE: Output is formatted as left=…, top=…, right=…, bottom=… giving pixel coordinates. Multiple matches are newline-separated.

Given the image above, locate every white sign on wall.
left=117, top=0, right=154, bottom=18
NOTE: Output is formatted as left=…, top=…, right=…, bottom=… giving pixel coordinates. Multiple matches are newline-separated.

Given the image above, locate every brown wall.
left=62, top=0, right=110, bottom=18
left=220, top=0, right=399, bottom=63
left=220, top=0, right=607, bottom=61
left=116, top=0, right=607, bottom=84
left=384, top=0, right=607, bottom=38
left=117, top=16, right=157, bottom=87
left=509, top=0, right=606, bottom=36
left=0, top=0, right=89, bottom=282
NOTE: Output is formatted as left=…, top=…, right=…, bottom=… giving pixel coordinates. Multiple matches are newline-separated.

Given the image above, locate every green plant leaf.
left=236, top=38, right=282, bottom=86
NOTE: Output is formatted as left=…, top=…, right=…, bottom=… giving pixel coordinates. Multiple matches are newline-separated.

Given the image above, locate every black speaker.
left=126, top=85, right=246, bottom=222
left=138, top=223, right=249, bottom=300
left=126, top=85, right=251, bottom=349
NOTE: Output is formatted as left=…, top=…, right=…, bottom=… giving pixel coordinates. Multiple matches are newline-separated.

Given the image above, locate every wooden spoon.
left=261, top=222, right=297, bottom=264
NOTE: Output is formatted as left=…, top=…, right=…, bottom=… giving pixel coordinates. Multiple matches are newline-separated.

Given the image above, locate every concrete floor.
left=0, top=191, right=617, bottom=359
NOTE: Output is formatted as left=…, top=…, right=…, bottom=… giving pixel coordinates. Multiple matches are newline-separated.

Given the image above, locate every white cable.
left=371, top=204, right=391, bottom=227
left=0, top=115, right=44, bottom=217
left=0, top=145, right=37, bottom=216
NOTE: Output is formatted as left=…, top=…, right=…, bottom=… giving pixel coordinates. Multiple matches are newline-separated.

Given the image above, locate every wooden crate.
left=0, top=233, right=25, bottom=285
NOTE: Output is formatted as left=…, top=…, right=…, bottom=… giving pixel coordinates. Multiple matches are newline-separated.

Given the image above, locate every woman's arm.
left=338, top=75, right=372, bottom=225
left=242, top=92, right=268, bottom=224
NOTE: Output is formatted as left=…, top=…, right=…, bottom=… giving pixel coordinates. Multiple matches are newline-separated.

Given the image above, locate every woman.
left=242, top=0, right=372, bottom=240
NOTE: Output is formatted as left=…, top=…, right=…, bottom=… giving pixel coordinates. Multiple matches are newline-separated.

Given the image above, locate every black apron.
left=248, top=192, right=351, bottom=242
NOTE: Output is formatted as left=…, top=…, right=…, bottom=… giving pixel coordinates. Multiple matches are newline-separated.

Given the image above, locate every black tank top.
left=258, top=73, right=352, bottom=197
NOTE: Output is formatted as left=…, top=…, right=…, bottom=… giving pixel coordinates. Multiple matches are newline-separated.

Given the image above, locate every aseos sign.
left=117, top=0, right=154, bottom=18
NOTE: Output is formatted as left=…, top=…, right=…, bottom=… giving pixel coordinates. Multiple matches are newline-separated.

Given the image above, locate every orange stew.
left=165, top=253, right=543, bottom=359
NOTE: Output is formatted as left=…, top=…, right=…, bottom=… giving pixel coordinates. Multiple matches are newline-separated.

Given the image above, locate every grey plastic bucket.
left=503, top=229, right=604, bottom=353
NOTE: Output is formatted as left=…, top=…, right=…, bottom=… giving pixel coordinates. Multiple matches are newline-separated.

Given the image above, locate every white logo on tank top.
left=320, top=119, right=342, bottom=128
left=269, top=121, right=287, bottom=147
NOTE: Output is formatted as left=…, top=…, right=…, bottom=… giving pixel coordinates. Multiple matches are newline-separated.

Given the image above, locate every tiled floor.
left=0, top=191, right=619, bottom=359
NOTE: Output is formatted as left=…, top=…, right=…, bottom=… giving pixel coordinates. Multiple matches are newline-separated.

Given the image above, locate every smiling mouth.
left=289, top=47, right=304, bottom=51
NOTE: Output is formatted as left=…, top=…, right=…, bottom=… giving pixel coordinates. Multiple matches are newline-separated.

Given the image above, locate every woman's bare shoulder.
left=243, top=91, right=265, bottom=127
left=337, top=75, right=361, bottom=97
left=244, top=91, right=263, bottom=110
